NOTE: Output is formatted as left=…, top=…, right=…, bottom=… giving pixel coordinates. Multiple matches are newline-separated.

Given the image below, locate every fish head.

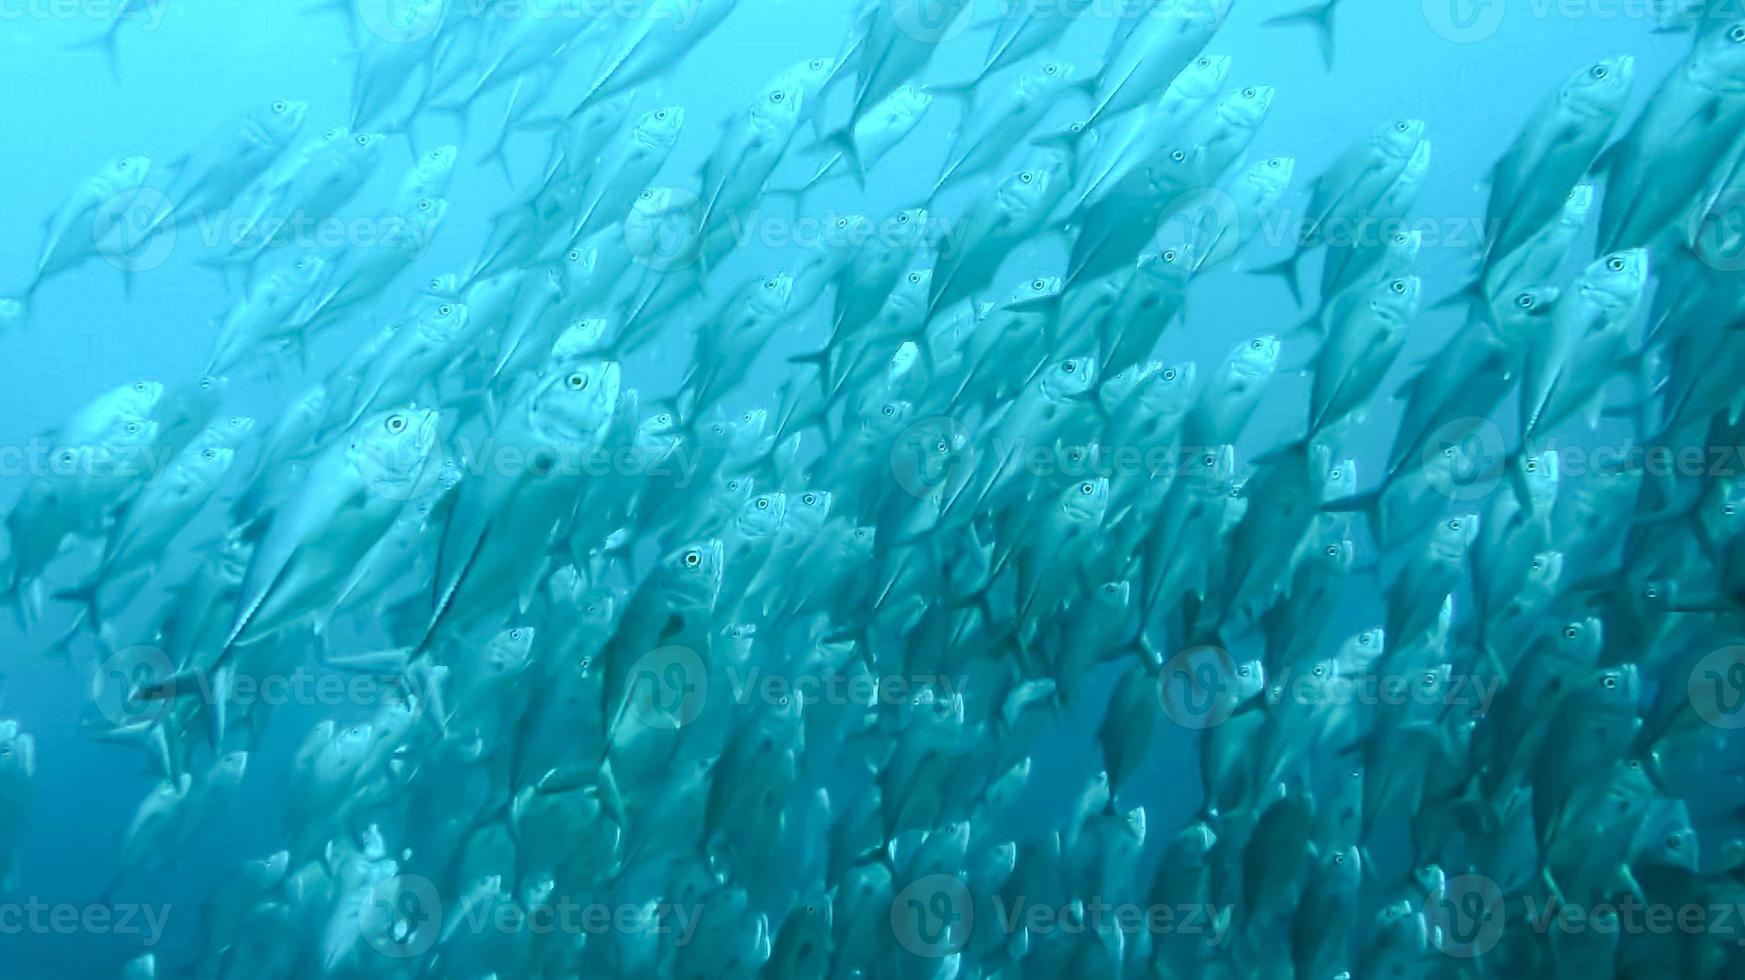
left=751, top=81, right=806, bottom=134
left=1560, top=55, right=1635, bottom=118
left=1041, top=355, right=1097, bottom=401
left=210, top=750, right=250, bottom=787
left=1369, top=275, right=1422, bottom=327
left=1579, top=248, right=1650, bottom=311
left=417, top=299, right=469, bottom=343
left=99, top=154, right=151, bottom=194
left=1026, top=59, right=1078, bottom=95
left=1701, top=21, right=1745, bottom=82
left=534, top=360, right=622, bottom=448
left=289, top=253, right=329, bottom=290
left=345, top=131, right=389, bottom=161
left=750, top=271, right=795, bottom=316
left=350, top=406, right=441, bottom=498
left=635, top=105, right=686, bottom=146
left=1231, top=658, right=1266, bottom=703
left=1576, top=662, right=1642, bottom=716
left=887, top=206, right=930, bottom=247
left=1322, top=456, right=1358, bottom=502
left=1091, top=579, right=1131, bottom=611
left=488, top=626, right=537, bottom=673
left=1493, top=284, right=1559, bottom=341
left=1378, top=118, right=1427, bottom=160
left=785, top=55, right=837, bottom=99
left=553, top=317, right=611, bottom=360
left=1177, top=53, right=1233, bottom=97
left=1520, top=450, right=1560, bottom=507
left=1232, top=334, right=1281, bottom=378
left=418, top=143, right=459, bottom=178
left=790, top=488, right=833, bottom=529
left=1429, top=512, right=1479, bottom=558
left=662, top=539, right=727, bottom=608
left=1561, top=182, right=1597, bottom=223
left=1142, top=239, right=1198, bottom=288
left=1526, top=549, right=1564, bottom=590
left=1060, top=476, right=1111, bottom=525
left=997, top=164, right=1053, bottom=215
left=1249, top=155, right=1296, bottom=196
left=1137, top=360, right=1198, bottom=417
left=0, top=721, right=33, bottom=780
left=1222, top=83, right=1276, bottom=128
left=737, top=491, right=789, bottom=538
left=1384, top=227, right=1423, bottom=266
left=256, top=98, right=310, bottom=144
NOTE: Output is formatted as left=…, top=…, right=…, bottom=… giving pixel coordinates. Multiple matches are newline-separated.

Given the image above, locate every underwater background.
left=0, top=1, right=1740, bottom=978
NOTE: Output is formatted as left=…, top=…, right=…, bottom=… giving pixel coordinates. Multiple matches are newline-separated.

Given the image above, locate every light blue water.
left=0, top=2, right=1696, bottom=976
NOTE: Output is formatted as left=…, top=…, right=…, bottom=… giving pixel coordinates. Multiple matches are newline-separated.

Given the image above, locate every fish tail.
left=49, top=582, right=104, bottom=635
left=67, top=24, right=124, bottom=81
left=1261, top=0, right=1340, bottom=68
left=1321, top=486, right=1384, bottom=549
left=816, top=125, right=865, bottom=189
left=1250, top=249, right=1307, bottom=306
left=1429, top=277, right=1486, bottom=314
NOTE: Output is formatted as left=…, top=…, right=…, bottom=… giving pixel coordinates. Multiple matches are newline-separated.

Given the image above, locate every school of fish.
left=8, top=0, right=1745, bottom=977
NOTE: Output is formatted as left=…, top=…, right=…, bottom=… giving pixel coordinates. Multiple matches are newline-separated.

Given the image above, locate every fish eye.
left=201, top=449, right=217, bottom=460
left=272, top=100, right=288, bottom=113
left=1395, top=121, right=1410, bottom=132
left=1667, top=834, right=1685, bottom=850
left=355, top=134, right=371, bottom=146
left=1563, top=624, right=1580, bottom=639
left=438, top=304, right=453, bottom=316
left=386, top=414, right=407, bottom=433
left=1068, top=448, right=1083, bottom=462
left=1332, top=852, right=1345, bottom=864
left=810, top=58, right=825, bottom=69
left=712, top=424, right=726, bottom=436
left=1197, top=57, right=1210, bottom=67
left=1250, top=339, right=1263, bottom=349
left=1045, top=63, right=1058, bottom=75
left=1019, top=171, right=1034, bottom=183
left=934, top=439, right=949, bottom=453
left=418, top=198, right=433, bottom=211
left=1591, top=64, right=1608, bottom=79
left=1163, top=249, right=1178, bottom=262
left=125, top=421, right=141, bottom=434
left=1725, top=503, right=1737, bottom=516
left=1515, top=292, right=1536, bottom=309
left=133, top=382, right=148, bottom=392
left=1607, top=255, right=1627, bottom=272
left=1312, top=664, right=1327, bottom=677
left=1602, top=673, right=1619, bottom=689
left=429, top=277, right=442, bottom=289
left=567, top=373, right=589, bottom=390
left=1163, top=368, right=1177, bottom=380
left=756, top=496, right=770, bottom=509
left=655, top=109, right=668, bottom=119
left=907, top=272, right=923, bottom=285
left=1061, top=361, right=1076, bottom=373
left=510, top=628, right=524, bottom=640
left=1531, top=557, right=1543, bottom=570
left=1390, top=279, right=1407, bottom=294
left=1203, top=454, right=1216, bottom=466
left=803, top=493, right=817, bottom=505
left=324, top=128, right=341, bottom=139
left=1421, top=673, right=1437, bottom=687
left=882, top=404, right=895, bottom=417
left=1525, top=458, right=1537, bottom=472
left=1645, top=584, right=1660, bottom=598
left=897, top=212, right=911, bottom=223
left=1733, top=25, right=1745, bottom=41
left=1171, top=150, right=1187, bottom=162
left=770, top=90, right=786, bottom=103
left=657, top=414, right=671, bottom=424
left=727, top=480, right=740, bottom=490
left=1242, top=87, right=1256, bottom=98
left=1236, top=665, right=1251, bottom=677
left=199, top=377, right=213, bottom=390
left=59, top=450, right=75, bottom=464
left=684, top=550, right=702, bottom=567
left=1031, top=278, right=1048, bottom=290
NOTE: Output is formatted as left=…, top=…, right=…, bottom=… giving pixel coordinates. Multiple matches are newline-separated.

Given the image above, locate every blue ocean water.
left=0, top=1, right=1709, bottom=977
